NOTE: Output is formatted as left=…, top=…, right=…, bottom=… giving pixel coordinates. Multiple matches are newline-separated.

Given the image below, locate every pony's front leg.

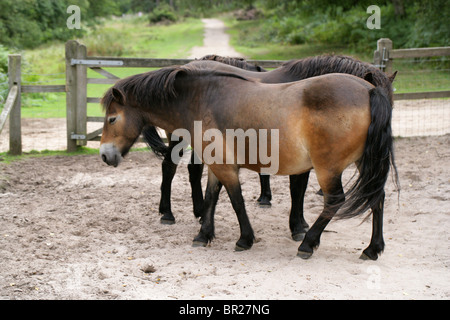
left=193, top=168, right=222, bottom=247
left=289, top=172, right=311, bottom=241
left=210, top=164, right=255, bottom=251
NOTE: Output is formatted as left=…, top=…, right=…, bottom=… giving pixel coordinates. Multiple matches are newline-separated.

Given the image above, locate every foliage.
left=0, top=0, right=123, bottom=49
left=0, top=45, right=9, bottom=104
left=1, top=0, right=448, bottom=50
left=149, top=4, right=178, bottom=23
left=254, top=0, right=449, bottom=50
left=405, top=0, right=450, bottom=47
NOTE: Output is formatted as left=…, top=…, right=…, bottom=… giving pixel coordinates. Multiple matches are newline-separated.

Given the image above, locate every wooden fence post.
left=375, top=38, right=393, bottom=74
left=66, top=40, right=88, bottom=149
left=66, top=40, right=78, bottom=152
left=8, top=54, right=21, bottom=155
left=75, top=43, right=87, bottom=147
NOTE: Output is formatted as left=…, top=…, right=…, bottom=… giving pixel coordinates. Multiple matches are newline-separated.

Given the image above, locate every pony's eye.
left=109, top=117, right=117, bottom=125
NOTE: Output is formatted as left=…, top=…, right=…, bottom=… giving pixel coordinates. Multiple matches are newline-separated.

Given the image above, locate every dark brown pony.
left=100, top=64, right=398, bottom=259
left=145, top=55, right=267, bottom=227
left=144, top=55, right=397, bottom=259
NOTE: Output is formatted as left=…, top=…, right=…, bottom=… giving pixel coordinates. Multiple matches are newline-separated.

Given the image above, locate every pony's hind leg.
left=297, top=173, right=344, bottom=259
left=193, top=169, right=222, bottom=247
left=360, top=192, right=385, bottom=260
left=159, top=147, right=179, bottom=224
left=289, top=172, right=311, bottom=241
left=257, top=174, right=272, bottom=207
left=188, top=151, right=204, bottom=219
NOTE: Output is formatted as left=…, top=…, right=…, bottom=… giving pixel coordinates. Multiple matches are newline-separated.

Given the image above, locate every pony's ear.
left=164, top=67, right=187, bottom=97
left=112, top=88, right=126, bottom=105
left=363, top=71, right=374, bottom=84
left=388, top=71, right=398, bottom=83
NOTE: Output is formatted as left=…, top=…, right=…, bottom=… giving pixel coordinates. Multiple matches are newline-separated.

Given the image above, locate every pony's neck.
left=137, top=75, right=203, bottom=133
left=138, top=72, right=246, bottom=134
left=140, top=101, right=184, bottom=133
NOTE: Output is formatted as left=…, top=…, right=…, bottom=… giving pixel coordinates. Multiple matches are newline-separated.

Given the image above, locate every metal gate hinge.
left=71, top=133, right=86, bottom=140
left=70, top=59, right=124, bottom=66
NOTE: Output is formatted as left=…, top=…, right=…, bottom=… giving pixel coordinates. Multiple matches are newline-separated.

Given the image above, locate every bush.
left=0, top=45, right=9, bottom=105
left=249, top=1, right=449, bottom=51
left=149, top=4, right=178, bottom=24
left=83, top=30, right=127, bottom=56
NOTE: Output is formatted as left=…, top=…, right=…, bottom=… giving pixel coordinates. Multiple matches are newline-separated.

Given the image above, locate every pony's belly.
left=240, top=149, right=312, bottom=176
left=274, top=137, right=313, bottom=175
left=276, top=157, right=313, bottom=175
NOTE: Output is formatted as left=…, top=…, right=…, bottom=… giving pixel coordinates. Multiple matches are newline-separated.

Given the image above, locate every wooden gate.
left=64, top=40, right=283, bottom=152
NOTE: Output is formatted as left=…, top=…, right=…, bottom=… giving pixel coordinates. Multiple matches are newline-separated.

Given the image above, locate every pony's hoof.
left=297, top=250, right=313, bottom=259
left=360, top=249, right=379, bottom=261
left=235, top=241, right=252, bottom=252
left=235, top=245, right=250, bottom=252
left=160, top=217, right=175, bottom=225
left=258, top=202, right=271, bottom=208
left=292, top=233, right=306, bottom=242
left=257, top=198, right=271, bottom=208
left=192, top=241, right=207, bottom=248
left=359, top=246, right=383, bottom=261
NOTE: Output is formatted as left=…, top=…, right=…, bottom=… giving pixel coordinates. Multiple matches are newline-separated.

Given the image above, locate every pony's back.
left=281, top=55, right=395, bottom=105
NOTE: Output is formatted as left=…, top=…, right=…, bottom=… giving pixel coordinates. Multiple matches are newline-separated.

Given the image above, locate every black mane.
left=102, top=64, right=252, bottom=159
left=101, top=64, right=250, bottom=111
left=282, top=55, right=394, bottom=103
left=199, top=54, right=266, bottom=72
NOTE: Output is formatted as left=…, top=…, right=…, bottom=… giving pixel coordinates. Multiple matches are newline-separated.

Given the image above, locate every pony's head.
left=100, top=87, right=145, bottom=167
left=99, top=64, right=251, bottom=167
left=99, top=66, right=184, bottom=167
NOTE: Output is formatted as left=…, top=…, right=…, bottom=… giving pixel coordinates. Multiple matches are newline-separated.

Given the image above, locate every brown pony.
left=145, top=55, right=397, bottom=259
left=100, top=64, right=398, bottom=259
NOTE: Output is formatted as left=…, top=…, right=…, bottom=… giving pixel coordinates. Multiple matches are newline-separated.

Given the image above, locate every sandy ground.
left=0, top=17, right=449, bottom=301
left=0, top=134, right=449, bottom=300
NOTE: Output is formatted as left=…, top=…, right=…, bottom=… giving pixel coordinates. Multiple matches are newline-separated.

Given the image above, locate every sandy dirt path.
left=188, top=18, right=243, bottom=59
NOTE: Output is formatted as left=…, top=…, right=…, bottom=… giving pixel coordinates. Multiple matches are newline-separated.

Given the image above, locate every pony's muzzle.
left=100, top=143, right=122, bottom=167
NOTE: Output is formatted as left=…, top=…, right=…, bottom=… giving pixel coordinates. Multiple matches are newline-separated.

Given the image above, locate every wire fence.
left=1, top=53, right=449, bottom=153
left=390, top=56, right=450, bottom=137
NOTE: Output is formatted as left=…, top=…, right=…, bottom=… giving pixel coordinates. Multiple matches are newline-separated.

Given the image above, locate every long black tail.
left=142, top=126, right=169, bottom=159
left=338, top=86, right=399, bottom=219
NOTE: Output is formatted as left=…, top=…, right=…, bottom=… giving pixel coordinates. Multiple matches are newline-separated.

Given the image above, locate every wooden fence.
left=1, top=38, right=449, bottom=154
left=0, top=55, right=65, bottom=155
left=373, top=38, right=450, bottom=100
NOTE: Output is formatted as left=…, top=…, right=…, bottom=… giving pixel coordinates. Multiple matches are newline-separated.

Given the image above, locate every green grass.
left=387, top=64, right=450, bottom=94
left=5, top=14, right=449, bottom=121
left=0, top=147, right=99, bottom=164
left=224, top=17, right=449, bottom=94
left=224, top=18, right=371, bottom=61
left=0, top=146, right=151, bottom=164
left=17, top=16, right=204, bottom=119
